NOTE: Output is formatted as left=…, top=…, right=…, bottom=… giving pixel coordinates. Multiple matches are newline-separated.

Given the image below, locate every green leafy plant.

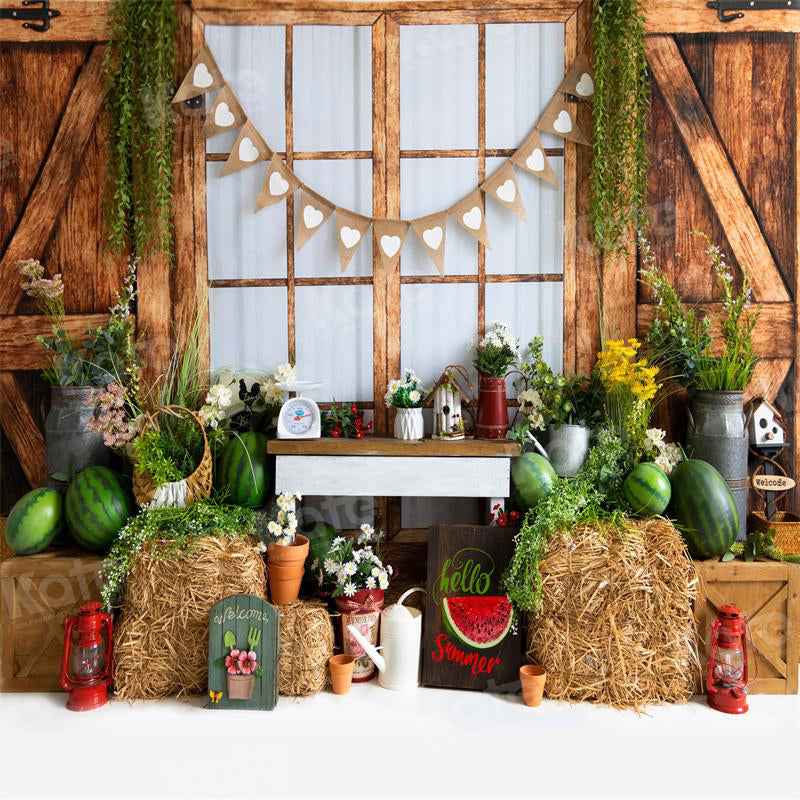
left=103, top=0, right=176, bottom=255
left=385, top=368, right=427, bottom=409
left=473, top=321, right=519, bottom=377
left=590, top=0, right=650, bottom=253
left=728, top=528, right=800, bottom=565
left=322, top=404, right=373, bottom=439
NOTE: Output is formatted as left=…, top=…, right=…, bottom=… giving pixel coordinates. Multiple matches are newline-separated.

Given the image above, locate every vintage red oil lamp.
left=707, top=603, right=754, bottom=714
left=59, top=601, right=113, bottom=711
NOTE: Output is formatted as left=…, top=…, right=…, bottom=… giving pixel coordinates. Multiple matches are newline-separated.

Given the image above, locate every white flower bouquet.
left=323, top=524, right=393, bottom=598
left=267, top=492, right=301, bottom=545
left=385, top=368, right=427, bottom=409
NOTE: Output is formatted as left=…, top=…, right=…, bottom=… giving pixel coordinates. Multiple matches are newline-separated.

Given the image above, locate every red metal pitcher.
left=475, top=372, right=508, bottom=440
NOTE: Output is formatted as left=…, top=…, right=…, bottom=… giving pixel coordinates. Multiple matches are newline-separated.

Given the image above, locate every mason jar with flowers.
left=386, top=369, right=427, bottom=440
left=323, top=524, right=393, bottom=681
left=472, top=322, right=519, bottom=440
left=266, top=492, right=309, bottom=605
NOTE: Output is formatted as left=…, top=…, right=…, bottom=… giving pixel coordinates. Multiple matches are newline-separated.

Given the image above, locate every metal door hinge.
left=0, top=0, right=60, bottom=32
left=708, top=0, right=800, bottom=23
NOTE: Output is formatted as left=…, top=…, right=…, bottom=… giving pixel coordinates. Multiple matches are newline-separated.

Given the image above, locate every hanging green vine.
left=590, top=0, right=650, bottom=254
left=103, top=0, right=177, bottom=255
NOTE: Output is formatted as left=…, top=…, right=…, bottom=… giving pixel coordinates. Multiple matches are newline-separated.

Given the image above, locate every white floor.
left=1, top=684, right=798, bottom=800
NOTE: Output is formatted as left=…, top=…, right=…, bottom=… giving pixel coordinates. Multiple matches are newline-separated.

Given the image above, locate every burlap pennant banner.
left=255, top=154, right=301, bottom=212
left=204, top=84, right=246, bottom=139
left=558, top=54, right=594, bottom=102
left=536, top=94, right=589, bottom=145
left=450, top=190, right=491, bottom=249
left=374, top=220, right=410, bottom=271
left=297, top=187, right=335, bottom=251
left=222, top=120, right=272, bottom=177
left=411, top=212, right=448, bottom=275
left=511, top=128, right=559, bottom=188
left=334, top=209, right=372, bottom=272
left=481, top=163, right=527, bottom=221
left=173, top=45, right=224, bottom=103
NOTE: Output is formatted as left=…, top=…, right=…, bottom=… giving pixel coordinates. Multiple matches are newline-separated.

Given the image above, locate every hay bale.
left=527, top=518, right=699, bottom=710
left=278, top=601, right=334, bottom=697
left=114, top=535, right=266, bottom=699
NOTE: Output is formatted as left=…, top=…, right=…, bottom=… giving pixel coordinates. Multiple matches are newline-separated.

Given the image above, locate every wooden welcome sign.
left=422, top=525, right=521, bottom=691
left=207, top=594, right=279, bottom=710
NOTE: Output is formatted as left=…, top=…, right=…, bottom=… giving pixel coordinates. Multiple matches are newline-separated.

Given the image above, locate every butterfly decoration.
left=209, top=690, right=223, bottom=705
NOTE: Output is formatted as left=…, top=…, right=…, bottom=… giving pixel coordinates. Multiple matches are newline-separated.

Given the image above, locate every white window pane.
left=293, top=159, right=373, bottom=277
left=485, top=23, right=565, bottom=150
left=293, top=26, right=372, bottom=151
left=484, top=157, right=563, bottom=276
left=400, top=158, right=478, bottom=275
left=207, top=163, right=287, bottom=280
left=400, top=25, right=478, bottom=150
left=205, top=26, right=286, bottom=154
left=210, top=287, right=288, bottom=372
left=296, top=286, right=373, bottom=401
left=401, top=283, right=477, bottom=389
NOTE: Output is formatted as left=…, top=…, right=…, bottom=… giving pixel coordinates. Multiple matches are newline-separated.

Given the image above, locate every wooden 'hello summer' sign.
left=422, top=525, right=521, bottom=691
left=207, top=594, right=279, bottom=710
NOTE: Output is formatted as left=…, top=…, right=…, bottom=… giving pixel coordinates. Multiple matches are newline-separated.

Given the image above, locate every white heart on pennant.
left=303, top=205, right=324, bottom=229
left=340, top=226, right=361, bottom=249
left=462, top=206, right=482, bottom=231
left=380, top=235, right=401, bottom=258
left=269, top=171, right=289, bottom=196
left=576, top=73, right=594, bottom=97
left=238, top=137, right=259, bottom=162
left=193, top=63, right=213, bottom=88
left=422, top=226, right=443, bottom=250
left=553, top=109, right=573, bottom=134
left=215, top=102, right=235, bottom=127
left=496, top=179, right=516, bottom=203
left=526, top=148, right=545, bottom=172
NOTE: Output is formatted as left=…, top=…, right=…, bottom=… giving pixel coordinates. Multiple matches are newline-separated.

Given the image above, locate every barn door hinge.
left=0, top=0, right=60, bottom=32
left=708, top=0, right=800, bottom=23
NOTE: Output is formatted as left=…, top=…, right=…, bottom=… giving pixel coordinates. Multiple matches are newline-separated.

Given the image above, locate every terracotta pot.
left=475, top=372, right=508, bottom=440
left=226, top=672, right=256, bottom=701
left=335, top=589, right=384, bottom=682
left=268, top=535, right=309, bottom=605
left=329, top=654, right=355, bottom=695
left=519, top=664, right=547, bottom=707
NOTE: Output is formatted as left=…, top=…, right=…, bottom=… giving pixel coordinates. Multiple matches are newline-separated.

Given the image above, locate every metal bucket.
left=686, top=391, right=748, bottom=540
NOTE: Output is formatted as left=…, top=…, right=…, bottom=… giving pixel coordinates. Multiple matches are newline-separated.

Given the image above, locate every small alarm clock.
left=276, top=381, right=322, bottom=439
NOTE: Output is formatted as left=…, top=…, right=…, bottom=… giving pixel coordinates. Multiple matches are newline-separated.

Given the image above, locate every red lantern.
left=706, top=603, right=755, bottom=714
left=59, top=601, right=113, bottom=712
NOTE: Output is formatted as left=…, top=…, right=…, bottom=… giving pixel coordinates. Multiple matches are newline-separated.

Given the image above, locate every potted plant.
left=323, top=524, right=393, bottom=682
left=472, top=322, right=519, bottom=440
left=218, top=631, right=264, bottom=701
left=385, top=368, right=427, bottom=440
left=266, top=492, right=309, bottom=605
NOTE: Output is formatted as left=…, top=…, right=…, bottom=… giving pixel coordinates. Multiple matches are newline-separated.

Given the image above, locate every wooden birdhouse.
left=749, top=398, right=785, bottom=449
left=424, top=366, right=473, bottom=440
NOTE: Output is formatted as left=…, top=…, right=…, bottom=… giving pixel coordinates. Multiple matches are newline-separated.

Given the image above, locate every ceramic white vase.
left=394, top=407, right=424, bottom=440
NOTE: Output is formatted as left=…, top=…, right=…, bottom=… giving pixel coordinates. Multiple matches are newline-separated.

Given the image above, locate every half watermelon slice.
left=442, top=595, right=513, bottom=650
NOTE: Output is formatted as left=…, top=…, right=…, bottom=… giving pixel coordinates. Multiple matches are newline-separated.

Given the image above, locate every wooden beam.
left=197, top=9, right=382, bottom=25
left=137, top=252, right=171, bottom=388
left=745, top=358, right=792, bottom=404
left=0, top=372, right=46, bottom=488
left=0, top=1, right=112, bottom=42
left=285, top=25, right=296, bottom=365
left=647, top=36, right=790, bottom=304
left=192, top=0, right=581, bottom=11
left=645, top=1, right=800, bottom=33
left=0, top=45, right=106, bottom=314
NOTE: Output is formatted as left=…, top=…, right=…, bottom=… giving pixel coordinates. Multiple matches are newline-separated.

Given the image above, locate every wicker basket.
left=749, top=511, right=800, bottom=554
left=132, top=405, right=212, bottom=507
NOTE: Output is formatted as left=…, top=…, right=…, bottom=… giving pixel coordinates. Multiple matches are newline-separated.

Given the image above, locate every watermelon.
left=624, top=462, right=671, bottom=517
left=302, top=520, right=337, bottom=586
left=5, top=488, right=63, bottom=555
left=214, top=432, right=272, bottom=508
left=442, top=595, right=513, bottom=650
left=669, top=459, right=738, bottom=558
left=511, top=453, right=557, bottom=511
left=65, top=466, right=135, bottom=553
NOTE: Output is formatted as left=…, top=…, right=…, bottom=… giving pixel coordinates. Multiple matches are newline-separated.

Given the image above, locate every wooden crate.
left=694, top=560, right=799, bottom=695
left=1, top=549, right=104, bottom=692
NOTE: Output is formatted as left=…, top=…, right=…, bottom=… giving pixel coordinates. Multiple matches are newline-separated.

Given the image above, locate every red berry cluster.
left=489, top=503, right=521, bottom=527
left=323, top=403, right=374, bottom=440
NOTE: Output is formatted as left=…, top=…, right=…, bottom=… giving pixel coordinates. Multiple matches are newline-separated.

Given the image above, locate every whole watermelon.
left=214, top=432, right=272, bottom=508
left=624, top=462, right=671, bottom=517
left=5, top=488, right=63, bottom=555
left=302, top=520, right=338, bottom=588
left=65, top=466, right=135, bottom=553
left=511, top=453, right=557, bottom=510
left=669, top=459, right=738, bottom=558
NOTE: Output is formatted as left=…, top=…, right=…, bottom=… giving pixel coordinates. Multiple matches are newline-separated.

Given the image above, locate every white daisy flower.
left=336, top=569, right=347, bottom=585
left=343, top=561, right=357, bottom=577
left=331, top=536, right=346, bottom=549
left=267, top=521, right=282, bottom=536
left=324, top=558, right=338, bottom=575
left=371, top=567, right=380, bottom=577
left=343, top=582, right=357, bottom=598
left=366, top=576, right=377, bottom=590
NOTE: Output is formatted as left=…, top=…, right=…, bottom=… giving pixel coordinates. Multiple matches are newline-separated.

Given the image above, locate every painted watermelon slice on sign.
left=442, top=596, right=513, bottom=650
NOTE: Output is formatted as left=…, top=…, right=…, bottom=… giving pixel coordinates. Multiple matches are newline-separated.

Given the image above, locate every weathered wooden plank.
left=285, top=25, right=296, bottom=365
left=647, top=36, right=790, bottom=303
left=745, top=358, right=791, bottom=404
left=793, top=32, right=800, bottom=517
left=197, top=9, right=382, bottom=25
left=0, top=372, right=46, bottom=488
left=0, top=1, right=112, bottom=42
left=645, top=1, right=800, bottom=33
left=268, top=436, right=520, bottom=457
left=192, top=0, right=581, bottom=11
left=0, top=45, right=106, bottom=314
left=787, top=565, right=799, bottom=694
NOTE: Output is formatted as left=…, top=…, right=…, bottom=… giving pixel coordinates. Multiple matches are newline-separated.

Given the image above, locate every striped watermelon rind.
left=624, top=462, right=671, bottom=517
left=442, top=595, right=513, bottom=650
left=669, top=459, right=738, bottom=559
left=65, top=466, right=135, bottom=553
left=5, top=488, right=63, bottom=555
left=511, top=453, right=557, bottom=511
left=214, top=432, right=272, bottom=508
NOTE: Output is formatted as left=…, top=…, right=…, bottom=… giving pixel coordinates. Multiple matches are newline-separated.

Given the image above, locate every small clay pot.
left=329, top=654, right=355, bottom=695
left=268, top=535, right=310, bottom=605
left=519, top=664, right=547, bottom=707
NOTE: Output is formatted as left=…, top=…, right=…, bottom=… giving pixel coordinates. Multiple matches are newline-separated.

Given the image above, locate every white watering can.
left=348, top=587, right=424, bottom=691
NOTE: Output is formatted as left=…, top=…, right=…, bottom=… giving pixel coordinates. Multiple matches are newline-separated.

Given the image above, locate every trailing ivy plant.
left=103, top=0, right=177, bottom=255
left=590, top=0, right=650, bottom=253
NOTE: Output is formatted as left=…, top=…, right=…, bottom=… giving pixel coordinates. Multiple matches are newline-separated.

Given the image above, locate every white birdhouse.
left=425, top=367, right=472, bottom=440
left=749, top=399, right=785, bottom=448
